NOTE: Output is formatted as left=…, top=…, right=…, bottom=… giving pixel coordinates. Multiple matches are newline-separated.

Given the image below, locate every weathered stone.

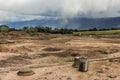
left=72, top=57, right=80, bottom=68
left=103, top=50, right=111, bottom=54
left=79, top=56, right=89, bottom=72
left=108, top=75, right=117, bottom=78
left=97, top=69, right=104, bottom=73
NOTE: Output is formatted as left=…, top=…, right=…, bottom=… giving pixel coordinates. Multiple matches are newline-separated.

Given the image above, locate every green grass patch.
left=39, top=56, right=73, bottom=64
left=73, top=30, right=120, bottom=35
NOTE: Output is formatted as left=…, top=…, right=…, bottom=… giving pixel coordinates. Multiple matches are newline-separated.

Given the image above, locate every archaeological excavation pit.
left=42, top=47, right=63, bottom=52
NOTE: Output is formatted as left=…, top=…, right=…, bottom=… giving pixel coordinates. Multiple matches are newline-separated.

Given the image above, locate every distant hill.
left=3, top=17, right=120, bottom=29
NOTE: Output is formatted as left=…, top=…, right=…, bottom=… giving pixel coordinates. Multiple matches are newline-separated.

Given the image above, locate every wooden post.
left=72, top=57, right=80, bottom=68
left=79, top=57, right=89, bottom=72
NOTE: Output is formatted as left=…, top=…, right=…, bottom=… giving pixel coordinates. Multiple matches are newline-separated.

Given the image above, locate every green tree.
left=0, top=25, right=10, bottom=32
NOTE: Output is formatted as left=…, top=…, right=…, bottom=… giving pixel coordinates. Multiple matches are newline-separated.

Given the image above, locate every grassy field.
left=73, top=30, right=120, bottom=35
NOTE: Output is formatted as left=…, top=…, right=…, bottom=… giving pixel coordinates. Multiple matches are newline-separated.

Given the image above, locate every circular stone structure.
left=17, top=68, right=35, bottom=76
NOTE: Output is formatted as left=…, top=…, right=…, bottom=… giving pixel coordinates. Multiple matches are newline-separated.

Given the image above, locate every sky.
left=0, top=0, right=120, bottom=22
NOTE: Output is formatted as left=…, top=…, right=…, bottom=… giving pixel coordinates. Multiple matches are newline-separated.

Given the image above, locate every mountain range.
left=2, top=17, right=120, bottom=30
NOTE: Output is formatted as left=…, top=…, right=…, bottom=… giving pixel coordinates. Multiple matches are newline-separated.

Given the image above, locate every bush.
left=24, top=27, right=38, bottom=35
left=73, top=33, right=80, bottom=36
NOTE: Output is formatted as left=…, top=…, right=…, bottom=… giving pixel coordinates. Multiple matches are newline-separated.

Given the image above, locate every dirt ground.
left=0, top=32, right=120, bottom=80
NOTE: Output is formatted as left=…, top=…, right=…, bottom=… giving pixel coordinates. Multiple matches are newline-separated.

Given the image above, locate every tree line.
left=0, top=25, right=120, bottom=34
left=0, top=25, right=74, bottom=34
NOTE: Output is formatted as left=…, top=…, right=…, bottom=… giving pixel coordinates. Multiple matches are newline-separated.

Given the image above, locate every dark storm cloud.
left=0, top=0, right=120, bottom=22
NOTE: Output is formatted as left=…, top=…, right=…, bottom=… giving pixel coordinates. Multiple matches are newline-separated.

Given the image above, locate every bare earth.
left=0, top=32, right=120, bottom=80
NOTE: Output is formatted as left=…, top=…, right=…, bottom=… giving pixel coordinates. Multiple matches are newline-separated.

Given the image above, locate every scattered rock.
left=108, top=74, right=117, bottom=78
left=97, top=69, right=104, bottom=73
left=72, top=57, right=80, bottom=68
left=104, top=67, right=110, bottom=70
left=103, top=50, right=111, bottom=54
left=70, top=51, right=80, bottom=57
left=109, top=59, right=120, bottom=62
left=46, top=72, right=52, bottom=74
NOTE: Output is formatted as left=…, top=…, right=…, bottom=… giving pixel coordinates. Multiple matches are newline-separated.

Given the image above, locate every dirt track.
left=0, top=62, right=120, bottom=80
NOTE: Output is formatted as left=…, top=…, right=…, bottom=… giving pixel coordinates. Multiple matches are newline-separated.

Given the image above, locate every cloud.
left=0, top=10, right=46, bottom=22
left=0, top=0, right=120, bottom=22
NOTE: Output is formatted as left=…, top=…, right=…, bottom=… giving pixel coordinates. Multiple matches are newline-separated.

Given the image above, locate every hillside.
left=3, top=17, right=120, bottom=29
